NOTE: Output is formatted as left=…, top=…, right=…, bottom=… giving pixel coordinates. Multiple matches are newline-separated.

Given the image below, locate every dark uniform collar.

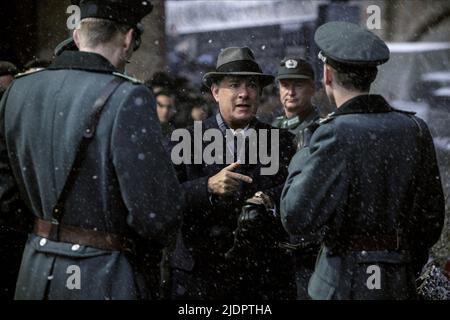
left=334, top=94, right=392, bottom=116
left=48, top=51, right=118, bottom=74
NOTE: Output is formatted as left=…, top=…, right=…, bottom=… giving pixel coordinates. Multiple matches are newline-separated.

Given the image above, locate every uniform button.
left=39, top=238, right=47, bottom=246
left=71, top=244, right=81, bottom=251
left=361, top=250, right=368, bottom=257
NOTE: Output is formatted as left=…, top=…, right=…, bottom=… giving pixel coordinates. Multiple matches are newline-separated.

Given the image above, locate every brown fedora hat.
left=202, top=47, right=274, bottom=88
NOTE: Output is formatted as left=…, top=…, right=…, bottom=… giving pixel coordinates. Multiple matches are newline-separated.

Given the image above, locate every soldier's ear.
left=73, top=29, right=81, bottom=49
left=123, top=29, right=135, bottom=53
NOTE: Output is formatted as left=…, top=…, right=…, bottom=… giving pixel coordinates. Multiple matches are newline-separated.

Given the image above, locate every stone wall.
left=4, top=0, right=167, bottom=81
left=126, top=0, right=167, bottom=81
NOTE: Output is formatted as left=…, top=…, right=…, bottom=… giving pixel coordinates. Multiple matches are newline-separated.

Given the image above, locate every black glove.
left=225, top=195, right=280, bottom=261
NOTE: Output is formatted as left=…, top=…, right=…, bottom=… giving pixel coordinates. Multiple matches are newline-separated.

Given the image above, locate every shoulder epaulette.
left=14, top=68, right=46, bottom=79
left=113, top=72, right=142, bottom=84
left=318, top=111, right=336, bottom=124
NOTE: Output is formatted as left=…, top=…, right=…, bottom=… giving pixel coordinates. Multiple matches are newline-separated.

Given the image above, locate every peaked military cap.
left=71, top=0, right=153, bottom=27
left=315, top=21, right=390, bottom=72
left=276, top=57, right=314, bottom=81
left=203, top=47, right=274, bottom=88
left=55, top=0, right=153, bottom=56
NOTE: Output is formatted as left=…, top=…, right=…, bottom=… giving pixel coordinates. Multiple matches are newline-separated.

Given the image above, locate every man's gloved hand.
left=225, top=192, right=279, bottom=261
left=245, top=191, right=275, bottom=212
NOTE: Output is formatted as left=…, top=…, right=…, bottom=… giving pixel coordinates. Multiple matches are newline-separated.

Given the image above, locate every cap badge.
left=285, top=59, right=298, bottom=69
left=318, top=51, right=327, bottom=63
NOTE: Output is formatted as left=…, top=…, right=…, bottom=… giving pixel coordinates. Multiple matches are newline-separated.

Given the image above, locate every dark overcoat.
left=0, top=51, right=183, bottom=300
left=170, top=114, right=296, bottom=299
left=281, top=94, right=445, bottom=300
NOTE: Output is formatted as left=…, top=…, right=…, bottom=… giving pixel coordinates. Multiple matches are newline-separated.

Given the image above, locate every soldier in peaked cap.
left=167, top=47, right=296, bottom=299
left=281, top=21, right=445, bottom=300
left=271, top=57, right=322, bottom=300
left=0, top=0, right=183, bottom=299
left=272, top=57, right=321, bottom=151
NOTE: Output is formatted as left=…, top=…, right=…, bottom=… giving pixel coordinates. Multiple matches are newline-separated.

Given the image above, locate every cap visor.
left=276, top=74, right=313, bottom=81
left=54, top=37, right=77, bottom=56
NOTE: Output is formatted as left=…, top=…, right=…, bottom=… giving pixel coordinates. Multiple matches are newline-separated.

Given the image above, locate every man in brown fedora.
left=168, top=47, right=296, bottom=299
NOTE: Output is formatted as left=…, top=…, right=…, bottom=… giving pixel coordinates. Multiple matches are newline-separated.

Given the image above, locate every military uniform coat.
left=272, top=107, right=321, bottom=299
left=272, top=108, right=320, bottom=151
left=0, top=51, right=183, bottom=300
left=281, top=94, right=445, bottom=300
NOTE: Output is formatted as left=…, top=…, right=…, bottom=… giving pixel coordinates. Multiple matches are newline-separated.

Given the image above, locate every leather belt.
left=33, top=218, right=131, bottom=252
left=343, top=235, right=402, bottom=251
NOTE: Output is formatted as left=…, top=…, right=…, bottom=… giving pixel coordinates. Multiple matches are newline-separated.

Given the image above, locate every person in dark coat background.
left=168, top=47, right=296, bottom=300
left=281, top=21, right=445, bottom=300
left=155, top=90, right=176, bottom=153
left=0, top=0, right=182, bottom=300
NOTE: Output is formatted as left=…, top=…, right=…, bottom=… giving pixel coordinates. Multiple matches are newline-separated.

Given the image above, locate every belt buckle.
left=48, top=218, right=60, bottom=241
